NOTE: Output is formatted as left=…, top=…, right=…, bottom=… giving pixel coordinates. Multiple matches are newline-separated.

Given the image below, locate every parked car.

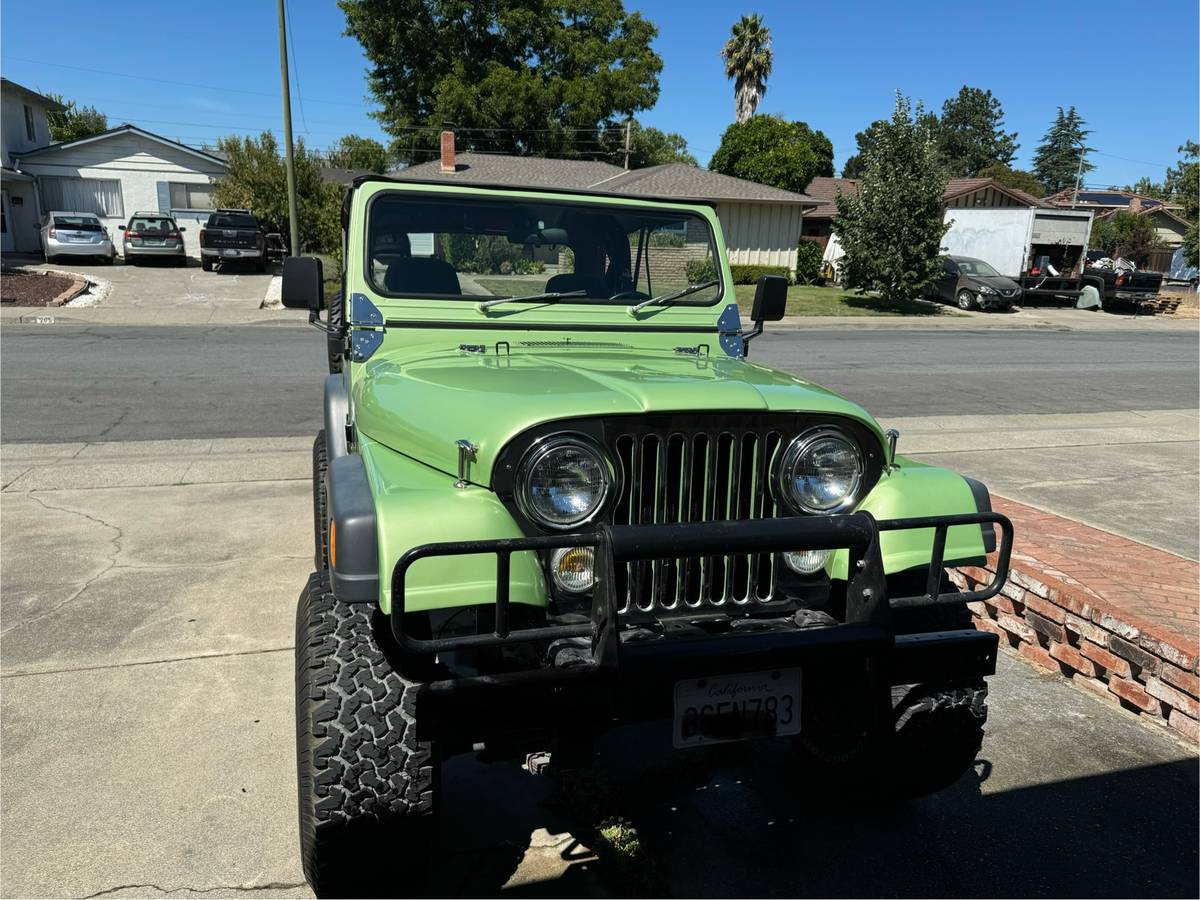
left=118, top=212, right=187, bottom=266
left=39, top=211, right=115, bottom=264
left=1083, top=262, right=1163, bottom=309
left=199, top=209, right=267, bottom=272
left=929, top=255, right=1022, bottom=311
left=282, top=177, right=1013, bottom=895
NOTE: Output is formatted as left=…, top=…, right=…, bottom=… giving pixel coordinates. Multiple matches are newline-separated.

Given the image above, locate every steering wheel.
left=609, top=290, right=650, bottom=302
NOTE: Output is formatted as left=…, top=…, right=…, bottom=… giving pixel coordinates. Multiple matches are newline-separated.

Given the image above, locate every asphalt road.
left=2, top=324, right=1197, bottom=442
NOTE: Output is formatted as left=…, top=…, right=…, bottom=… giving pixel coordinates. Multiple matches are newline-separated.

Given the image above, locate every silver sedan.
left=40, top=211, right=116, bottom=264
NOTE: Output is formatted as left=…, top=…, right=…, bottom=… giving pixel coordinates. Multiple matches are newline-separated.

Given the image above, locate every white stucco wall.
left=716, top=201, right=804, bottom=274
left=16, top=132, right=224, bottom=258
left=1, top=90, right=53, bottom=166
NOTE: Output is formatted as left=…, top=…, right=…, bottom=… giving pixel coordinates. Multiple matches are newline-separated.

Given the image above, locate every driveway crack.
left=83, top=880, right=307, bottom=898
left=0, top=494, right=124, bottom=637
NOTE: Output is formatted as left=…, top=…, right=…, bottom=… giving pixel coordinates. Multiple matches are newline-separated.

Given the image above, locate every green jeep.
left=284, top=177, right=1013, bottom=894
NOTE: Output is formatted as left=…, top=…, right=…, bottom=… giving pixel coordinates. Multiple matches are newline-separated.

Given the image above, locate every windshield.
left=53, top=216, right=102, bottom=231
left=956, top=258, right=1000, bottom=277
left=208, top=213, right=258, bottom=229
left=366, top=193, right=722, bottom=306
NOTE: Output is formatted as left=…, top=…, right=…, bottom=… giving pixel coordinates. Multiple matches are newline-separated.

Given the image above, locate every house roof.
left=1, top=78, right=67, bottom=112
left=13, top=123, right=226, bottom=167
left=1043, top=187, right=1184, bottom=213
left=393, top=152, right=816, bottom=205
left=1096, top=204, right=1194, bottom=229
left=321, top=166, right=374, bottom=187
left=804, top=175, right=1048, bottom=220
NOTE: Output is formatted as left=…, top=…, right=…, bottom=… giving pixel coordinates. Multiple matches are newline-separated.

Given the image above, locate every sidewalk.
left=957, top=496, right=1200, bottom=742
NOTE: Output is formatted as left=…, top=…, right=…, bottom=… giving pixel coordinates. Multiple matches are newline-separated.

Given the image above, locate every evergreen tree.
left=340, top=0, right=662, bottom=163
left=45, top=93, right=108, bottom=144
left=709, top=115, right=833, bottom=192
left=1033, top=106, right=1093, bottom=194
left=833, top=93, right=949, bottom=301
left=721, top=14, right=773, bottom=124
left=977, top=163, right=1046, bottom=197
left=936, top=86, right=1018, bottom=177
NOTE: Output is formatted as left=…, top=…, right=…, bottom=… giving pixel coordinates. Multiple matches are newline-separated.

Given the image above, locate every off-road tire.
left=313, top=431, right=329, bottom=571
left=295, top=572, right=437, bottom=897
left=956, top=289, right=977, bottom=311
left=201, top=256, right=213, bottom=272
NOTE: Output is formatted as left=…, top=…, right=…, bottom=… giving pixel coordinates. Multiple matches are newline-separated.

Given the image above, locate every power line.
left=284, top=0, right=309, bottom=134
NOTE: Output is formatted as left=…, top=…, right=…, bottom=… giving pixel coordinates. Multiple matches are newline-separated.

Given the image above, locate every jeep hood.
left=353, top=348, right=885, bottom=484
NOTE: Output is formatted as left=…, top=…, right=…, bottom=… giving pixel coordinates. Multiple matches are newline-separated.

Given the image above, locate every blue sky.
left=2, top=0, right=1196, bottom=188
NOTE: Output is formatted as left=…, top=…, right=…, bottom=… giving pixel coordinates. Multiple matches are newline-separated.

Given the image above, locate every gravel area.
left=0, top=268, right=82, bottom=306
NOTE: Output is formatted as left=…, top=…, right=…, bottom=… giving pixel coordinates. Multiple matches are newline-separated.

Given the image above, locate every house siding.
left=17, top=133, right=225, bottom=258
left=716, top=201, right=803, bottom=273
left=1, top=91, right=52, bottom=166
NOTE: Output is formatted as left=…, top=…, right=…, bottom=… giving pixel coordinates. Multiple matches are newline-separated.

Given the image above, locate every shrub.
left=686, top=258, right=717, bottom=283
left=514, top=258, right=546, bottom=275
left=729, top=264, right=791, bottom=284
left=794, top=240, right=824, bottom=285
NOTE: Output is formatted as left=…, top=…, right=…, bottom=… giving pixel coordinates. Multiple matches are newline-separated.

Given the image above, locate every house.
left=4, top=113, right=226, bottom=259
left=392, top=137, right=818, bottom=276
left=801, top=175, right=1051, bottom=246
left=1043, top=188, right=1191, bottom=249
left=1, top=78, right=65, bottom=254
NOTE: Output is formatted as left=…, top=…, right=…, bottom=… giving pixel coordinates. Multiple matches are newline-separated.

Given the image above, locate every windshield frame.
left=362, top=189, right=726, bottom=308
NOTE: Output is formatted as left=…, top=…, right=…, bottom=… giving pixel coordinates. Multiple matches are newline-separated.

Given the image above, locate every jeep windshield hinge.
left=348, top=293, right=385, bottom=362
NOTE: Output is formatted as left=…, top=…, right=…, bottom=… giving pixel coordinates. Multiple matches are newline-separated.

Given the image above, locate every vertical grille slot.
left=610, top=420, right=789, bottom=615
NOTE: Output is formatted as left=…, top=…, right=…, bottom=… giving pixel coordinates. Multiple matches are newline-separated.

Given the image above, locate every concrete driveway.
left=1, top=257, right=277, bottom=325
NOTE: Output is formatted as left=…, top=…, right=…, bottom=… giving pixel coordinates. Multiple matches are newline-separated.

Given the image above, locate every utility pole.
left=622, top=118, right=632, bottom=170
left=1070, top=137, right=1087, bottom=209
left=277, top=0, right=300, bottom=257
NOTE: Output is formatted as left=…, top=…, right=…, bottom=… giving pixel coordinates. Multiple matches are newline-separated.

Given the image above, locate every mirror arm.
left=307, top=307, right=331, bottom=334
left=742, top=319, right=765, bottom=357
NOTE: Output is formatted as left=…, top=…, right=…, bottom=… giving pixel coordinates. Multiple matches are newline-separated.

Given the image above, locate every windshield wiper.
left=627, top=280, right=719, bottom=315
left=476, top=289, right=587, bottom=313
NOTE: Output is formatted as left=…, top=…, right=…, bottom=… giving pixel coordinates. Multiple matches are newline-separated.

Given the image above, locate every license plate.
left=222, top=249, right=240, bottom=257
left=673, top=669, right=801, bottom=748
left=145, top=239, right=164, bottom=246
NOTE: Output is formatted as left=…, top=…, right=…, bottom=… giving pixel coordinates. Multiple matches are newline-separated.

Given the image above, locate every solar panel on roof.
left=1076, top=191, right=1127, bottom=203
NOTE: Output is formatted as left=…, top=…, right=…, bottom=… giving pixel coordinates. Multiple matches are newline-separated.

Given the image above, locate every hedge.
left=729, top=264, right=791, bottom=284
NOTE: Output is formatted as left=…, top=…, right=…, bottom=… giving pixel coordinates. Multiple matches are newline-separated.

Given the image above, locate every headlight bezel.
left=774, top=426, right=865, bottom=515
left=514, top=433, right=616, bottom=530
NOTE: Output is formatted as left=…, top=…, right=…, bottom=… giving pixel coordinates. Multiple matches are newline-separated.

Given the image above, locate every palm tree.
left=722, top=14, right=773, bottom=123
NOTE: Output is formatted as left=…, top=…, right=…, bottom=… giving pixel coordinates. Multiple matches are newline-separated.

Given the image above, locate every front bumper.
left=391, top=512, right=1013, bottom=745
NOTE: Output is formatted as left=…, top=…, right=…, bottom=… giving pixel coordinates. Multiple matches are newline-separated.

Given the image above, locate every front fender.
left=829, top=456, right=991, bottom=579
left=359, top=435, right=546, bottom=614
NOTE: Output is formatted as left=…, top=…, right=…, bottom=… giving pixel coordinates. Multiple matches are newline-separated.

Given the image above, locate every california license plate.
left=222, top=248, right=240, bottom=257
left=673, top=669, right=801, bottom=748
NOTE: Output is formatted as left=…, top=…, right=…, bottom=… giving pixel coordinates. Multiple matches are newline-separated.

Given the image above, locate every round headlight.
left=517, top=437, right=613, bottom=529
left=777, top=428, right=864, bottom=514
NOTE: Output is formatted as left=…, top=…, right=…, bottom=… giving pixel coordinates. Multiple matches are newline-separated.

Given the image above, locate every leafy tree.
left=45, top=93, right=108, bottom=144
left=598, top=121, right=697, bottom=168
left=841, top=119, right=885, bottom=178
left=211, top=132, right=342, bottom=257
left=935, top=86, right=1018, bottom=177
left=977, top=163, right=1046, bottom=197
left=1032, top=106, right=1093, bottom=194
left=794, top=239, right=824, bottom=285
left=326, top=134, right=390, bottom=173
left=340, top=0, right=662, bottom=163
left=832, top=93, right=949, bottom=301
left=709, top=115, right=833, bottom=192
left=1120, top=176, right=1169, bottom=199
left=1166, top=140, right=1198, bottom=221
left=721, top=14, right=773, bottom=124
left=1088, top=211, right=1162, bottom=265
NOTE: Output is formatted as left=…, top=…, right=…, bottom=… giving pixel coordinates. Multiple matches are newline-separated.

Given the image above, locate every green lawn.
left=474, top=277, right=549, bottom=297
left=734, top=283, right=956, bottom=317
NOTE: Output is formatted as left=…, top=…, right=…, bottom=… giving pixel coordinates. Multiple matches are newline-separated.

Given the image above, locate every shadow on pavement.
left=409, top=734, right=1197, bottom=898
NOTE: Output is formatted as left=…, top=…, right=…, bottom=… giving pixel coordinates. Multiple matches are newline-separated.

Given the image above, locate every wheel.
left=313, top=431, right=329, bottom=571
left=201, top=256, right=213, bottom=272
left=795, top=570, right=986, bottom=801
left=126, top=256, right=138, bottom=267
left=956, top=289, right=977, bottom=311
left=256, top=256, right=268, bottom=273
left=103, top=253, right=115, bottom=265
left=326, top=292, right=345, bottom=374
left=295, top=572, right=438, bottom=897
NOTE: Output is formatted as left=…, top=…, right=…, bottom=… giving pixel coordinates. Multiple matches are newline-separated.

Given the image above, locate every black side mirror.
left=743, top=274, right=788, bottom=356
left=751, top=275, right=788, bottom=322
left=282, top=256, right=323, bottom=313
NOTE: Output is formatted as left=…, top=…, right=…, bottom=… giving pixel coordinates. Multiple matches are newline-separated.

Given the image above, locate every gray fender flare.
left=324, top=372, right=349, bottom=461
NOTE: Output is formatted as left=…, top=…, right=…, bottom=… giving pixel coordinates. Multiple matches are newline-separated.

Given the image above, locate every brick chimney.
left=440, top=130, right=456, bottom=174
left=1128, top=195, right=1143, bottom=214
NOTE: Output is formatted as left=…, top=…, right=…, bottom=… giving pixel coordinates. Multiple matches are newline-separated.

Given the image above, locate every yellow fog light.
left=783, top=549, right=831, bottom=575
left=551, top=546, right=596, bottom=593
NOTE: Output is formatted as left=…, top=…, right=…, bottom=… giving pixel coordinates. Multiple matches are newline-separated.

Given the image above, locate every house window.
left=38, top=176, right=124, bottom=218
left=23, top=104, right=36, bottom=142
left=168, top=182, right=214, bottom=210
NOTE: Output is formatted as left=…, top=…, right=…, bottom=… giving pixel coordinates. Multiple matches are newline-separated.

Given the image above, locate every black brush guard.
left=389, top=511, right=1012, bottom=744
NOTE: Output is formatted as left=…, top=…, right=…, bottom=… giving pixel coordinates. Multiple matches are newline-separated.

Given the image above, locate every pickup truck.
left=199, top=209, right=267, bottom=272
left=1083, top=264, right=1163, bottom=308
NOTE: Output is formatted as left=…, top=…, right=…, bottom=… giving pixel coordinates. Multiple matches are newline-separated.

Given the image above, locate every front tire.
left=201, top=256, right=214, bottom=272
left=295, top=572, right=437, bottom=897
left=313, top=431, right=329, bottom=571
left=956, top=289, right=977, bottom=311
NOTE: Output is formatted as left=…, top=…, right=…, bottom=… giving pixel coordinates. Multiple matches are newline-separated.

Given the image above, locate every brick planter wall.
left=952, top=561, right=1200, bottom=742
